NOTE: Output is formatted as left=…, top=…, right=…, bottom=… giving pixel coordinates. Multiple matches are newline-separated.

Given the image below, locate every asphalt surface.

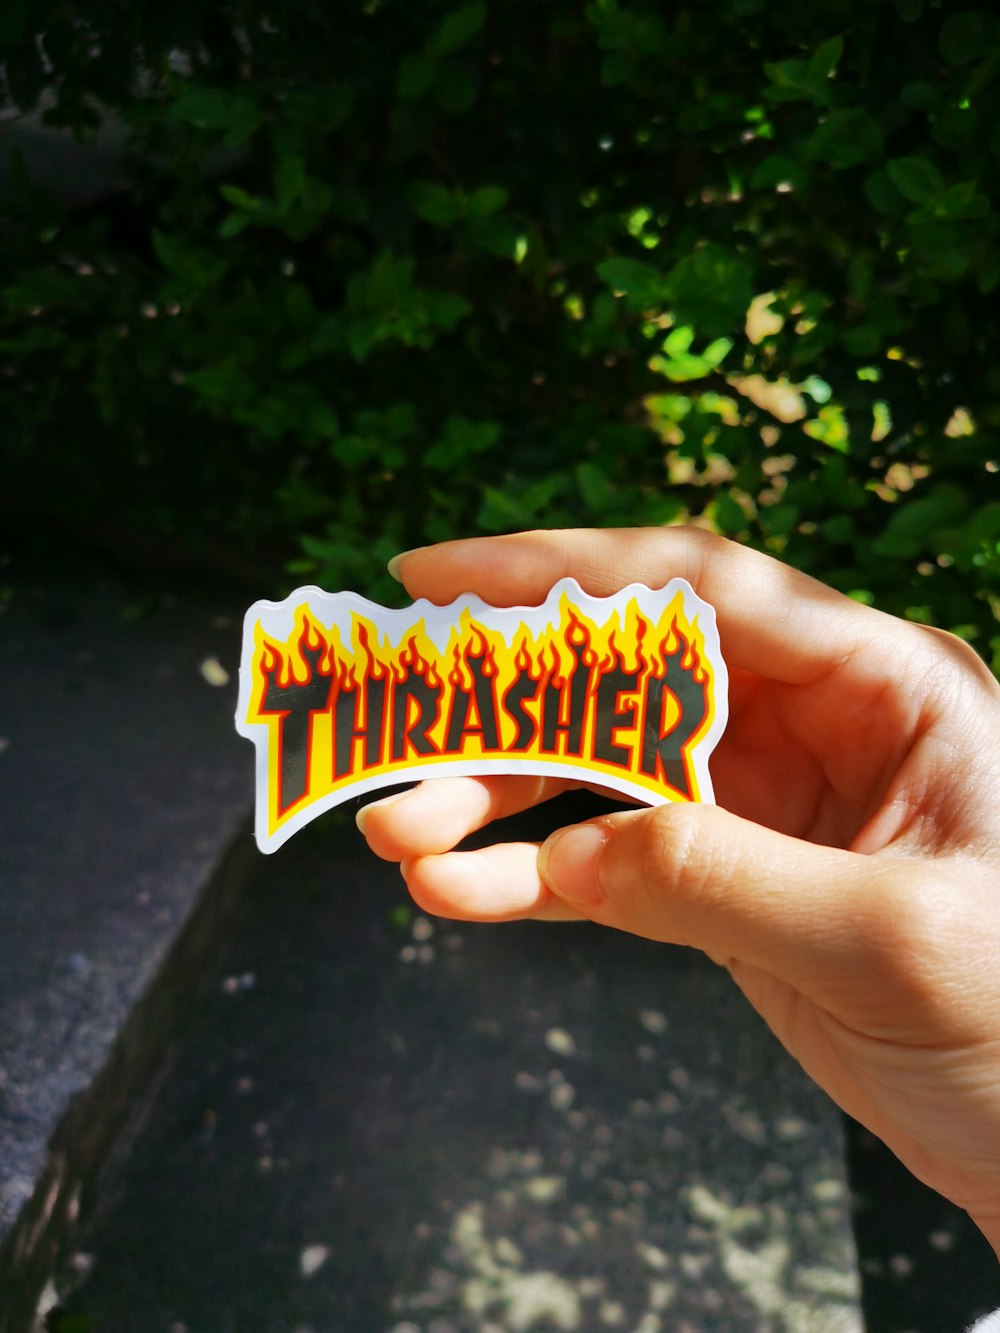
left=49, top=794, right=863, bottom=1332
left=0, top=572, right=249, bottom=1269
left=4, top=568, right=999, bottom=1332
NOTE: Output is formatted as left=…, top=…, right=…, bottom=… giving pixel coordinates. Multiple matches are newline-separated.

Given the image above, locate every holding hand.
left=357, top=527, right=1000, bottom=1256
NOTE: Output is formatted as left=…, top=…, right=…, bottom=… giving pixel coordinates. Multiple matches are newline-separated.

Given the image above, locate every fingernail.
left=387, top=547, right=427, bottom=583
left=355, top=790, right=408, bottom=834
left=539, top=823, right=609, bottom=905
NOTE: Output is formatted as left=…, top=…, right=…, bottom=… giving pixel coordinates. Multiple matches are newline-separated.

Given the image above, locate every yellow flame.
left=246, top=591, right=717, bottom=839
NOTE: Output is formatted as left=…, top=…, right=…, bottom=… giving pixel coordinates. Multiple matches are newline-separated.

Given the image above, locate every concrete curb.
left=0, top=825, right=256, bottom=1331
left=0, top=575, right=253, bottom=1328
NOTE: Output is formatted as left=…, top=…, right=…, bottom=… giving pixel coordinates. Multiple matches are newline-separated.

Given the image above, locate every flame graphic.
left=242, top=587, right=722, bottom=846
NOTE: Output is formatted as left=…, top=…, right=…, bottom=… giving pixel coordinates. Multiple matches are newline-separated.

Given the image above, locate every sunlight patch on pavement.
left=683, top=1184, right=862, bottom=1333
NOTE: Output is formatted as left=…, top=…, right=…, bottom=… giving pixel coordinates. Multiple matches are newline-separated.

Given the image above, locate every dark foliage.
left=2, top=0, right=998, bottom=651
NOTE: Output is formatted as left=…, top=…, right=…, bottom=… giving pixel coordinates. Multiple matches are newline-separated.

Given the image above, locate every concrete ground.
left=51, top=799, right=862, bottom=1332
left=2, top=566, right=999, bottom=1332
left=0, top=570, right=251, bottom=1327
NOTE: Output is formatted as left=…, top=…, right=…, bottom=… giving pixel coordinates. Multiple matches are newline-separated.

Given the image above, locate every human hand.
left=356, top=527, right=1000, bottom=1254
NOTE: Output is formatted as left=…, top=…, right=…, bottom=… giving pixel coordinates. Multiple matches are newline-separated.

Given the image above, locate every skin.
left=356, top=527, right=1000, bottom=1257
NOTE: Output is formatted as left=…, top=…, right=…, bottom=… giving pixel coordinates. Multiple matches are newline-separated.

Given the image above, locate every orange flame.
left=246, top=588, right=718, bottom=840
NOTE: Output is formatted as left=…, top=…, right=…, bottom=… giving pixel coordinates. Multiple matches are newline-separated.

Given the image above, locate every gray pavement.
left=0, top=573, right=251, bottom=1326
left=0, top=570, right=864, bottom=1331
left=52, top=801, right=862, bottom=1332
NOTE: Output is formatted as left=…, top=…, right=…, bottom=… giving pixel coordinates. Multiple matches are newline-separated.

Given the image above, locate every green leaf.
left=663, top=325, right=695, bottom=358
left=466, top=185, right=508, bottom=217
left=398, top=53, right=438, bottom=98
left=707, top=491, right=747, bottom=536
left=886, top=155, right=942, bottom=203
left=934, top=180, right=989, bottom=220
left=423, top=415, right=500, bottom=469
left=478, top=484, right=529, bottom=530
left=313, top=83, right=354, bottom=134
left=871, top=484, right=968, bottom=558
left=463, top=215, right=520, bottom=257
left=899, top=81, right=940, bottom=111
left=596, top=257, right=669, bottom=308
left=152, top=228, right=187, bottom=273
left=909, top=222, right=971, bottom=277
left=762, top=39, right=841, bottom=105
left=171, top=88, right=263, bottom=145
left=664, top=244, right=754, bottom=338
left=424, top=290, right=473, bottom=330
left=806, top=35, right=844, bottom=85
left=274, top=153, right=307, bottom=211
left=820, top=513, right=855, bottom=544
left=576, top=461, right=613, bottom=512
left=702, top=337, right=734, bottom=367
left=864, top=169, right=908, bottom=216
left=939, top=10, right=1000, bottom=66
left=649, top=329, right=730, bottom=381
left=410, top=181, right=461, bottom=226
left=750, top=153, right=806, bottom=189
left=806, top=109, right=884, bottom=169
left=218, top=211, right=254, bottom=239
left=762, top=58, right=813, bottom=102
left=218, top=183, right=262, bottom=211
left=432, top=60, right=478, bottom=114
left=300, top=533, right=367, bottom=564
left=847, top=251, right=875, bottom=301
left=428, top=3, right=488, bottom=57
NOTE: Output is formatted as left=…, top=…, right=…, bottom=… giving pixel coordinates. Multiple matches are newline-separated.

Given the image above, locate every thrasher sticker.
left=236, top=578, right=728, bottom=854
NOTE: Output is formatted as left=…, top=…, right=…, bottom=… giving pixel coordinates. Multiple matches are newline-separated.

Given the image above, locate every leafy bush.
left=1, top=0, right=998, bottom=661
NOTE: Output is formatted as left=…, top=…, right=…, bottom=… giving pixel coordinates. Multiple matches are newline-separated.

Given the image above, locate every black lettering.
left=502, top=674, right=540, bottom=752
left=444, top=653, right=501, bottom=753
left=592, top=667, right=640, bottom=769
left=260, top=645, right=333, bottom=813
left=640, top=650, right=708, bottom=798
left=541, top=658, right=589, bottom=756
left=391, top=675, right=442, bottom=760
left=334, top=675, right=387, bottom=779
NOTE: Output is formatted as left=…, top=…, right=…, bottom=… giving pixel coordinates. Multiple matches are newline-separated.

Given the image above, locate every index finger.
left=391, top=527, right=896, bottom=687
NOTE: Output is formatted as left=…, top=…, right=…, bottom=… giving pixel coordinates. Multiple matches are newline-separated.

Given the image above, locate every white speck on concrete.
left=299, top=1244, right=330, bottom=1278
left=639, top=1008, right=668, bottom=1034
left=811, top=1178, right=844, bottom=1204
left=412, top=916, right=434, bottom=941
left=549, top=1082, right=575, bottom=1112
left=545, top=1027, right=576, bottom=1057
left=775, top=1116, right=809, bottom=1141
left=524, top=1175, right=565, bottom=1204
left=636, top=1241, right=670, bottom=1271
left=199, top=656, right=230, bottom=687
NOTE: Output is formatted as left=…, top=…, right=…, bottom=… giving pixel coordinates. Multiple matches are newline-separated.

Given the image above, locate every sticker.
left=236, top=578, right=728, bottom=854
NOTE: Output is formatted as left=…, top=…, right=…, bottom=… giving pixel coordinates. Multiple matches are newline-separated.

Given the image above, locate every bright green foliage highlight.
left=0, top=0, right=998, bottom=665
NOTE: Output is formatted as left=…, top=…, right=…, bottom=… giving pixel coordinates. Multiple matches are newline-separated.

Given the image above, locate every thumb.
left=537, top=802, right=894, bottom=994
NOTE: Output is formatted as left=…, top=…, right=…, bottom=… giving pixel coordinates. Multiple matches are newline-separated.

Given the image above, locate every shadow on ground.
left=53, top=795, right=862, bottom=1333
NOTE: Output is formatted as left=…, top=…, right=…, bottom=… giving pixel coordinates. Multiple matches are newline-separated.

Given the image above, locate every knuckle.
left=630, top=801, right=712, bottom=903
left=862, top=863, right=984, bottom=1006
